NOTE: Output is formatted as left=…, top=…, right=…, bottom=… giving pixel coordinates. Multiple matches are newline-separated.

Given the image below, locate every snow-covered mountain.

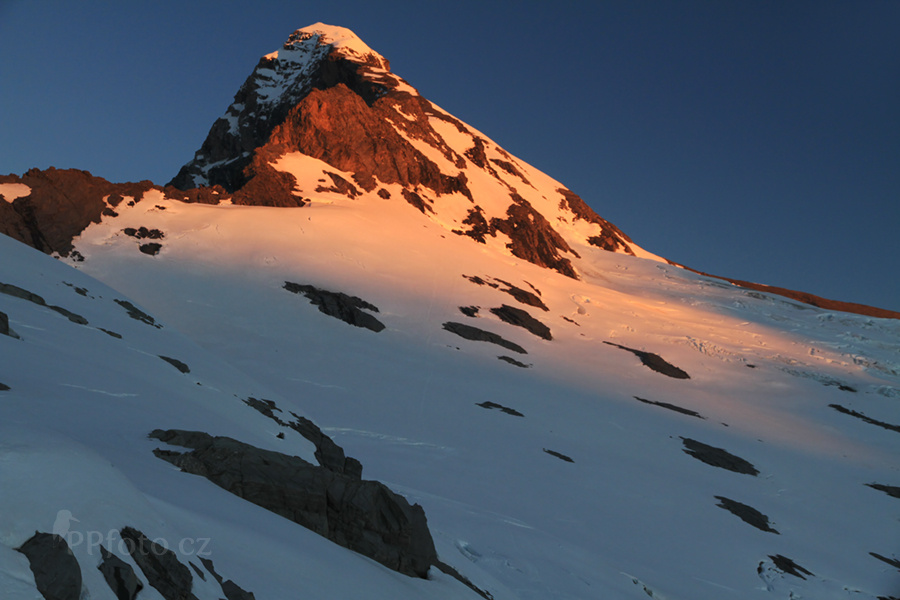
left=2, top=23, right=899, bottom=600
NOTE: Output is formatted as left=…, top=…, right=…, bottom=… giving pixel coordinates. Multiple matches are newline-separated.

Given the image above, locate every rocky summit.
left=1, top=23, right=899, bottom=600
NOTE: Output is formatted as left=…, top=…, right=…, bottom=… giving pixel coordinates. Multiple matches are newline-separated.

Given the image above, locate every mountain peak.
left=269, top=23, right=390, bottom=71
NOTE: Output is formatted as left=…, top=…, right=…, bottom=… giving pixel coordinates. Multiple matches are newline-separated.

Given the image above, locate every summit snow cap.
left=267, top=23, right=390, bottom=71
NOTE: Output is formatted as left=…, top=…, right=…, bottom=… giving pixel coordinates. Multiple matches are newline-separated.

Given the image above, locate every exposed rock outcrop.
left=459, top=305, right=479, bottom=317
left=768, top=554, right=813, bottom=579
left=0, top=168, right=154, bottom=256
left=869, top=551, right=900, bottom=570
left=16, top=532, right=83, bottom=600
left=243, top=397, right=362, bottom=477
left=113, top=299, right=161, bottom=328
left=489, top=197, right=579, bottom=279
left=830, top=404, right=900, bottom=433
left=198, top=557, right=256, bottom=600
left=543, top=449, right=574, bottom=463
left=633, top=396, right=705, bottom=419
left=557, top=187, right=636, bottom=256
left=476, top=401, right=524, bottom=417
left=489, top=305, right=552, bottom=340
left=98, top=545, right=143, bottom=600
left=123, top=226, right=164, bottom=240
left=463, top=275, right=548, bottom=311
left=498, top=355, right=531, bottom=368
left=866, top=483, right=900, bottom=499
left=714, top=496, right=778, bottom=534
left=603, top=341, right=691, bottom=379
left=139, top=242, right=163, bottom=256
left=681, top=437, right=759, bottom=475
left=158, top=355, right=190, bottom=374
left=0, top=282, right=88, bottom=325
left=119, top=527, right=198, bottom=600
left=442, top=321, right=527, bottom=354
left=1, top=310, right=9, bottom=336
left=283, top=282, right=385, bottom=332
left=149, top=429, right=437, bottom=578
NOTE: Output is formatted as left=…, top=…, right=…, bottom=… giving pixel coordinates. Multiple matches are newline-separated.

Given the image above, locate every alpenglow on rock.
left=168, top=23, right=650, bottom=279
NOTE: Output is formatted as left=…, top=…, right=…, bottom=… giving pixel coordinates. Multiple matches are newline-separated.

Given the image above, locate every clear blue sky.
left=2, top=1, right=898, bottom=311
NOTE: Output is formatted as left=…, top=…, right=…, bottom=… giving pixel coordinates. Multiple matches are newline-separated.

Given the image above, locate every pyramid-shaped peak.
left=268, top=23, right=389, bottom=71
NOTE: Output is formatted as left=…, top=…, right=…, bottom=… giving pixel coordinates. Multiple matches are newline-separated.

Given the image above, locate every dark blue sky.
left=2, top=1, right=898, bottom=311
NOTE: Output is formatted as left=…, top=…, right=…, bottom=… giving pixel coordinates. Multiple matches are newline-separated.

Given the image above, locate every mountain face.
left=2, top=23, right=900, bottom=600
left=166, top=23, right=646, bottom=280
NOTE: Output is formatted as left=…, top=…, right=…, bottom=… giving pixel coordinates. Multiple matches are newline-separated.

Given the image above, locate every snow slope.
left=0, top=235, right=475, bottom=600
left=2, top=22, right=899, bottom=600
left=47, top=173, right=900, bottom=599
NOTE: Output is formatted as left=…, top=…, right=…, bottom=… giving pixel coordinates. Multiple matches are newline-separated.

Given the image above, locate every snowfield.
left=6, top=175, right=889, bottom=599
left=2, top=22, right=898, bottom=600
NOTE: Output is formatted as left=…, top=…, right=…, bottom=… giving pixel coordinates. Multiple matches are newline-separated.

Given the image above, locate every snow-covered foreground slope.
left=0, top=235, right=476, bottom=599
left=3, top=22, right=899, bottom=600
left=49, top=178, right=900, bottom=599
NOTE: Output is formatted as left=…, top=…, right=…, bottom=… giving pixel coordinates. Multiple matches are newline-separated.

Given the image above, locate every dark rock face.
left=139, top=243, right=163, bottom=256
left=221, top=580, right=257, bottom=600
left=315, top=171, right=360, bottom=198
left=543, top=449, right=574, bottom=463
left=442, top=321, right=527, bottom=354
left=0, top=382, right=9, bottom=391
left=830, top=404, right=900, bottom=433
left=169, top=26, right=401, bottom=191
left=197, top=557, right=256, bottom=600
left=1, top=310, right=8, bottom=336
left=476, top=401, right=524, bottom=417
left=866, top=483, right=900, bottom=499
left=498, top=356, right=531, bottom=368
left=714, top=496, right=778, bottom=533
left=98, top=545, right=143, bottom=600
left=0, top=168, right=154, bottom=256
left=489, top=305, right=552, bottom=340
left=490, top=157, right=530, bottom=184
left=162, top=185, right=229, bottom=205
left=243, top=397, right=362, bottom=477
left=114, top=299, right=161, bottom=328
left=459, top=305, right=479, bottom=317
left=0, top=281, right=46, bottom=305
left=768, top=554, right=813, bottom=579
left=0, top=282, right=88, bottom=325
left=158, top=355, right=190, bottom=374
left=603, top=341, right=691, bottom=379
left=230, top=152, right=306, bottom=207
left=681, top=438, right=759, bottom=475
left=490, top=198, right=579, bottom=279
left=633, top=396, right=705, bottom=419
left=454, top=206, right=491, bottom=243
left=462, top=275, right=548, bottom=311
left=149, top=429, right=437, bottom=578
left=283, top=282, right=385, bottom=332
left=270, top=87, right=473, bottom=200
left=119, top=527, right=198, bottom=600
left=557, top=187, right=636, bottom=257
left=123, top=226, right=164, bottom=240
left=870, top=552, right=900, bottom=570
left=16, top=532, right=83, bottom=600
